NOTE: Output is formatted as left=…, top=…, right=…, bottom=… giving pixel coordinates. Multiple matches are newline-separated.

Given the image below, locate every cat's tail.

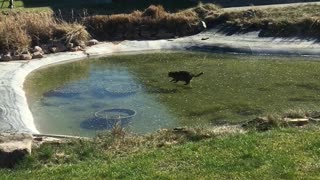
left=193, top=72, right=204, bottom=77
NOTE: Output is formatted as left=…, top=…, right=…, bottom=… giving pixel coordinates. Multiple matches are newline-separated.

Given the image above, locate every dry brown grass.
left=142, top=5, right=167, bottom=18
left=94, top=126, right=244, bottom=154
left=0, top=12, right=89, bottom=54
left=209, top=5, right=320, bottom=37
left=84, top=4, right=203, bottom=41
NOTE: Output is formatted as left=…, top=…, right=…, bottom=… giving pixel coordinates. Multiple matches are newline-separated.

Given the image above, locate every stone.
left=76, top=41, right=86, bottom=49
left=0, top=133, right=33, bottom=168
left=40, top=44, right=51, bottom=54
left=49, top=47, right=57, bottom=53
left=54, top=43, right=67, bottom=52
left=1, top=53, right=12, bottom=61
left=87, top=39, right=99, bottom=46
left=70, top=46, right=82, bottom=52
left=32, top=51, right=44, bottom=59
left=12, top=54, right=21, bottom=60
left=20, top=53, right=32, bottom=60
left=31, top=46, right=43, bottom=53
left=67, top=43, right=74, bottom=50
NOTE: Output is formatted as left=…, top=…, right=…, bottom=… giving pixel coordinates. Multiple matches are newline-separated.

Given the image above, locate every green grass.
left=2, top=127, right=320, bottom=179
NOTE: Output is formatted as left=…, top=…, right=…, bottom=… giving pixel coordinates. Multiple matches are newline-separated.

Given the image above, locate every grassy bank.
left=1, top=126, right=320, bottom=178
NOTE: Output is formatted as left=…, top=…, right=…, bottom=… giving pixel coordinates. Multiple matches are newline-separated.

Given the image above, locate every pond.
left=24, top=51, right=320, bottom=136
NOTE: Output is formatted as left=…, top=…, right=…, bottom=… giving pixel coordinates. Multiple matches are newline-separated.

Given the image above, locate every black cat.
left=168, top=71, right=204, bottom=85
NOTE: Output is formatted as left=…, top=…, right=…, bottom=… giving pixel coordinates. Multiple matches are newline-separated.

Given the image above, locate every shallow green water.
left=25, top=51, right=320, bottom=136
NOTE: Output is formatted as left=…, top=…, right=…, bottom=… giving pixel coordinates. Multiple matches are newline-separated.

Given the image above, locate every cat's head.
left=168, top=72, right=174, bottom=77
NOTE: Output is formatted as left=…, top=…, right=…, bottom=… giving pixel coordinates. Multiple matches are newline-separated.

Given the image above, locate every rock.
left=40, top=44, right=51, bottom=54
left=66, top=43, right=74, bottom=50
left=31, top=46, right=43, bottom=53
left=0, top=133, right=33, bottom=168
left=87, top=39, right=99, bottom=46
left=20, top=53, right=32, bottom=60
left=54, top=43, right=67, bottom=52
left=12, top=54, right=21, bottom=60
left=70, top=46, right=82, bottom=52
left=49, top=47, right=57, bottom=53
left=76, top=41, right=86, bottom=49
left=32, top=51, right=44, bottom=59
left=1, top=53, right=12, bottom=61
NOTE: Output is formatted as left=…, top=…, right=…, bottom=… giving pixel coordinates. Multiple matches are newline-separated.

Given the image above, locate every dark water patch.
left=80, top=117, right=117, bottom=130
left=80, top=108, right=136, bottom=130
left=43, top=85, right=88, bottom=98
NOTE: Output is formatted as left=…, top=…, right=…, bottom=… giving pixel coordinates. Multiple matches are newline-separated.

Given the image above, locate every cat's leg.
left=184, top=80, right=190, bottom=85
